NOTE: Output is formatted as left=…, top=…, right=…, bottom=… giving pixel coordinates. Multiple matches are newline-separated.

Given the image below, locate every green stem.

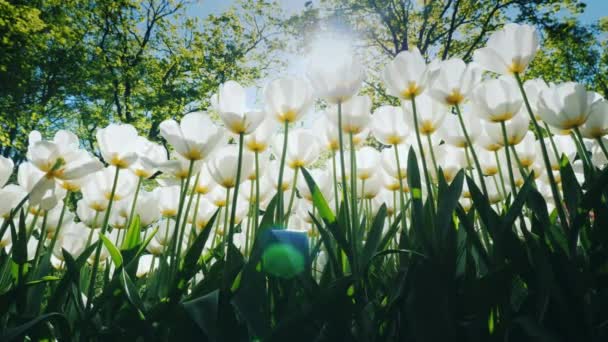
left=222, top=188, right=231, bottom=244
left=254, top=151, right=261, bottom=233
left=572, top=127, right=592, bottom=171
left=543, top=121, right=562, bottom=163
left=86, top=166, right=121, bottom=311
left=515, top=73, right=568, bottom=229
left=169, top=160, right=195, bottom=271
left=510, top=145, right=527, bottom=178
left=331, top=150, right=340, bottom=215
left=337, top=102, right=352, bottom=249
left=425, top=134, right=439, bottom=175
left=500, top=121, right=518, bottom=197
left=495, top=151, right=508, bottom=198
left=597, top=137, right=608, bottom=161
left=276, top=122, right=289, bottom=224
left=410, top=97, right=435, bottom=212
left=48, top=192, right=70, bottom=255
left=224, top=132, right=244, bottom=291
left=349, top=132, right=358, bottom=246
left=393, top=145, right=407, bottom=233
left=455, top=104, right=488, bottom=195
left=284, top=167, right=299, bottom=224
left=126, top=176, right=143, bottom=231
left=176, top=170, right=201, bottom=262
left=32, top=211, right=48, bottom=269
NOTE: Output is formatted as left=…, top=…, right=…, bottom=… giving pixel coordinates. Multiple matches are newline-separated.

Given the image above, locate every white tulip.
left=207, top=145, right=254, bottom=188
left=439, top=114, right=480, bottom=148
left=245, top=117, right=277, bottom=152
left=471, top=77, right=523, bottom=123
left=429, top=59, right=482, bottom=105
left=136, top=254, right=157, bottom=278
left=160, top=112, right=223, bottom=161
left=96, top=124, right=139, bottom=168
left=371, top=106, right=408, bottom=145
left=272, top=128, right=320, bottom=169
left=306, top=36, right=364, bottom=103
left=403, top=93, right=448, bottom=135
left=383, top=47, right=436, bottom=99
left=264, top=77, right=313, bottom=123
left=473, top=23, right=539, bottom=75
left=216, top=81, right=265, bottom=134
left=0, top=156, right=14, bottom=188
left=131, top=137, right=167, bottom=178
left=328, top=95, right=372, bottom=134
left=537, top=82, right=597, bottom=130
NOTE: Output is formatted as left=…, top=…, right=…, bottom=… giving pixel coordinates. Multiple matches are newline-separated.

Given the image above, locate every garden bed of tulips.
left=2, top=22, right=608, bottom=341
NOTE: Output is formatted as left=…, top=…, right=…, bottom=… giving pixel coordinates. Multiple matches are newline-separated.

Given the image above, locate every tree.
left=0, top=0, right=285, bottom=161
left=284, top=0, right=600, bottom=105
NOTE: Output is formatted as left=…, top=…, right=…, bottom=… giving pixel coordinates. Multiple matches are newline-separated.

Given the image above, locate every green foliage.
left=0, top=0, right=284, bottom=161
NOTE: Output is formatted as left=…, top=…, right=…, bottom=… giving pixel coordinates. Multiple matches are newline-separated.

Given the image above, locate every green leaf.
left=25, top=276, right=60, bottom=286
left=182, top=290, right=219, bottom=341
left=379, top=211, right=404, bottom=251
left=0, top=312, right=70, bottom=341
left=407, top=147, right=431, bottom=252
left=466, top=175, right=500, bottom=237
left=121, top=214, right=141, bottom=250
left=436, top=170, right=464, bottom=244
left=9, top=210, right=27, bottom=265
left=99, top=233, right=123, bottom=268
left=362, top=204, right=387, bottom=268
left=559, top=156, right=581, bottom=220
left=301, top=167, right=336, bottom=223
left=46, top=243, right=98, bottom=312
left=171, top=210, right=219, bottom=298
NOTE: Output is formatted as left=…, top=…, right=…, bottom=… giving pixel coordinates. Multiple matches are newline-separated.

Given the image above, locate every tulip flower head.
left=264, top=77, right=313, bottom=123
left=383, top=47, right=435, bottom=100
left=471, top=77, right=523, bottom=123
left=473, top=23, right=539, bottom=75
left=328, top=95, right=372, bottom=134
left=371, top=106, right=408, bottom=145
left=580, top=99, right=608, bottom=139
left=215, top=81, right=265, bottom=134
left=272, top=128, right=320, bottom=169
left=0, top=156, right=14, bottom=188
left=403, top=93, right=448, bottom=135
left=537, top=82, right=598, bottom=130
left=131, top=137, right=167, bottom=178
left=207, top=145, right=254, bottom=188
left=245, top=118, right=277, bottom=152
left=96, top=124, right=139, bottom=168
left=429, top=59, right=482, bottom=105
left=306, top=35, right=365, bottom=103
left=160, top=112, right=223, bottom=161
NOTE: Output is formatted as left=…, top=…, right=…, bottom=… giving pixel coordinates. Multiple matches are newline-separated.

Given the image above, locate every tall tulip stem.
left=176, top=170, right=201, bottom=262
left=393, top=145, right=407, bottom=232
left=254, top=151, right=261, bottom=233
left=225, top=132, right=245, bottom=290
left=572, top=127, right=592, bottom=171
left=597, top=137, right=608, bottom=161
left=500, top=121, right=518, bottom=196
left=337, top=102, right=353, bottom=266
left=284, top=167, right=299, bottom=224
left=126, top=176, right=143, bottom=232
left=455, top=104, right=488, bottom=195
left=86, top=166, right=121, bottom=311
left=348, top=133, right=358, bottom=242
left=515, top=72, right=568, bottom=229
left=169, top=159, right=195, bottom=273
left=276, top=122, right=289, bottom=224
left=409, top=97, right=435, bottom=212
